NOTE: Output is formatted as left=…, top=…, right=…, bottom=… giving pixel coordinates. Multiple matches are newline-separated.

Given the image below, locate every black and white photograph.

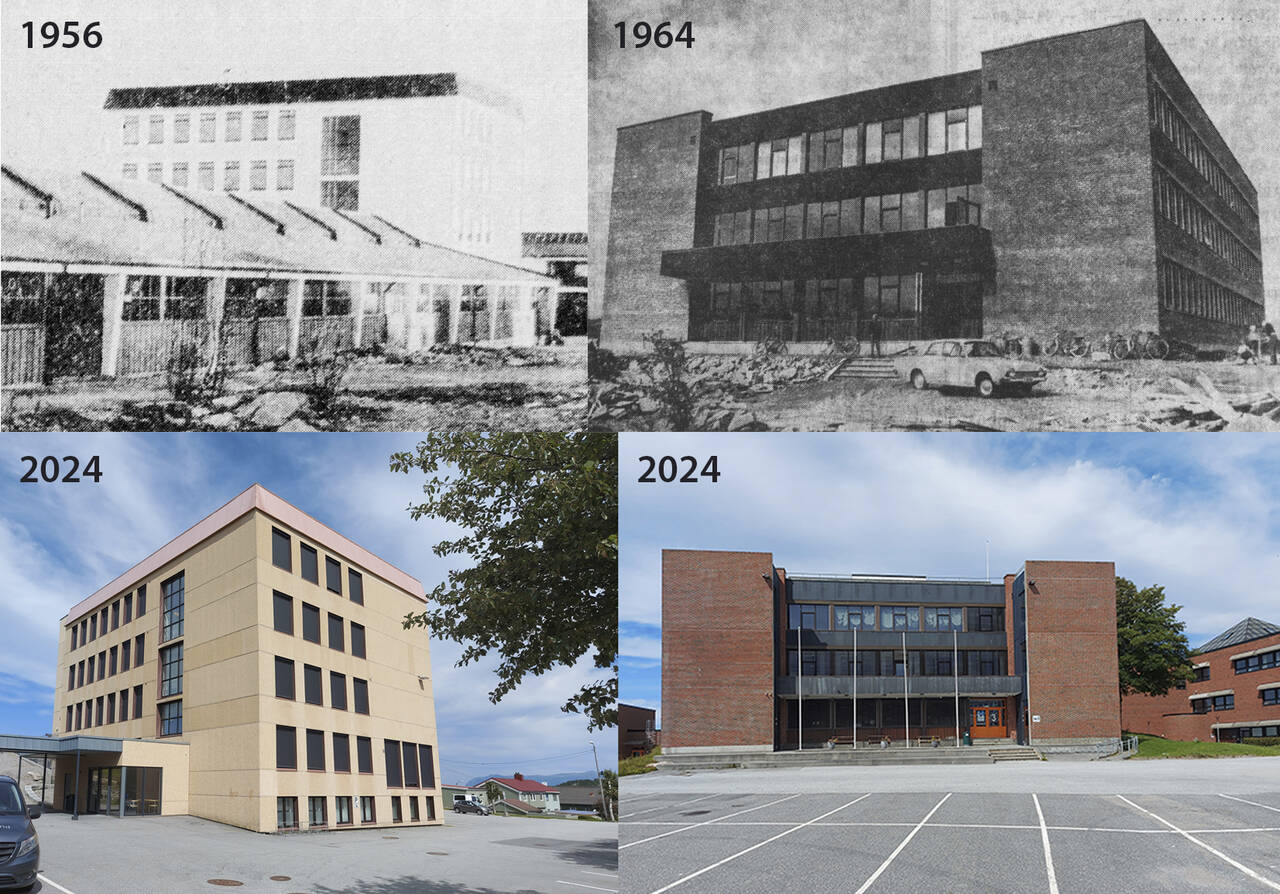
left=1, top=0, right=588, bottom=432
left=589, top=0, right=1279, bottom=432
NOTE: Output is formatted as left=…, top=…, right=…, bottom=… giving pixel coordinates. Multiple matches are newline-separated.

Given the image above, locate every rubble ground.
left=2, top=340, right=587, bottom=432
left=589, top=352, right=1280, bottom=432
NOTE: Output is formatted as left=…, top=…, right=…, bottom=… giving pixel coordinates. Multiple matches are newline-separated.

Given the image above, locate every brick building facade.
left=1121, top=618, right=1280, bottom=743
left=662, top=550, right=1121, bottom=753
left=602, top=20, right=1263, bottom=353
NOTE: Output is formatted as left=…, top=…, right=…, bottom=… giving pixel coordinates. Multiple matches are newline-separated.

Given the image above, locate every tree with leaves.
left=598, top=769, right=618, bottom=821
left=483, top=780, right=502, bottom=809
left=1115, top=576, right=1194, bottom=697
left=390, top=433, right=618, bottom=730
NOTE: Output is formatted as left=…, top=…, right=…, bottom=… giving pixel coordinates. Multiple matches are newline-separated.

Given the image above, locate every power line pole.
left=589, top=741, right=610, bottom=821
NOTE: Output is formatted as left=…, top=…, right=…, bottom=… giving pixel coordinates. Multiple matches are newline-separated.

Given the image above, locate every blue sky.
left=619, top=433, right=1280, bottom=726
left=0, top=433, right=612, bottom=780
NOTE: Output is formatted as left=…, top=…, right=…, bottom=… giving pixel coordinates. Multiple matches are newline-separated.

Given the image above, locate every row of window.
left=272, top=591, right=368, bottom=657
left=788, top=603, right=1005, bottom=633
left=1192, top=693, right=1234, bottom=713
left=708, top=276, right=924, bottom=331
left=1157, top=256, right=1261, bottom=327
left=122, top=158, right=296, bottom=193
left=272, top=528, right=365, bottom=603
left=65, top=684, right=144, bottom=732
left=274, top=727, right=433, bottom=788
left=1233, top=648, right=1280, bottom=675
left=277, top=793, right=435, bottom=830
left=1154, top=167, right=1261, bottom=280
left=787, top=648, right=1008, bottom=677
left=717, top=106, right=982, bottom=186
left=1221, top=724, right=1280, bottom=743
left=68, top=634, right=145, bottom=690
left=1263, top=687, right=1280, bottom=706
left=122, top=109, right=296, bottom=146
left=711, top=184, right=983, bottom=247
left=273, top=656, right=370, bottom=713
left=70, top=586, right=145, bottom=651
left=1175, top=665, right=1212, bottom=688
left=784, top=697, right=963, bottom=730
left=1150, top=86, right=1255, bottom=224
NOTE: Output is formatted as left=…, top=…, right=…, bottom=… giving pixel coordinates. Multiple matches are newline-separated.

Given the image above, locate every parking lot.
left=620, top=788, right=1280, bottom=893
left=26, top=811, right=617, bottom=894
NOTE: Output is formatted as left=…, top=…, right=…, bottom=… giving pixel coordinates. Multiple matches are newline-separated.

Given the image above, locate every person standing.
left=869, top=314, right=884, bottom=358
left=1264, top=321, right=1278, bottom=365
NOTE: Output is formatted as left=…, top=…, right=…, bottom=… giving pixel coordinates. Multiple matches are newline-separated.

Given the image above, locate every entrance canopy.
left=0, top=733, right=123, bottom=758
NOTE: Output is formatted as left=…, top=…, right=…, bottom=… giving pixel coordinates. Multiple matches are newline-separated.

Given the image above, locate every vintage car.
left=900, top=339, right=1047, bottom=397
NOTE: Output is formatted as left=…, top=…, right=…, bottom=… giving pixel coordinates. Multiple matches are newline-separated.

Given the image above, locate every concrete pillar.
left=285, top=278, right=305, bottom=358
left=352, top=279, right=370, bottom=349
left=488, top=285, right=498, bottom=342
left=100, top=273, right=127, bottom=376
left=450, top=284, right=463, bottom=344
left=513, top=285, right=537, bottom=346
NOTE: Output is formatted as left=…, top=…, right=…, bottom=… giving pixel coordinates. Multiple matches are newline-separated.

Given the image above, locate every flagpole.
left=954, top=626, right=960, bottom=747
left=852, top=626, right=858, bottom=750
left=903, top=630, right=910, bottom=748
left=797, top=626, right=803, bottom=752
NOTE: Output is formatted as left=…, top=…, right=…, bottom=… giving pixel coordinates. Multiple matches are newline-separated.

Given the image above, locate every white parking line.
left=629, top=819, right=1280, bottom=834
left=622, top=792, right=718, bottom=818
left=1116, top=795, right=1280, bottom=892
left=852, top=793, right=952, bottom=894
left=646, top=793, right=872, bottom=894
left=582, top=870, right=618, bottom=877
left=620, top=794, right=801, bottom=849
left=1032, top=794, right=1060, bottom=894
left=37, top=875, right=78, bottom=894
left=557, top=882, right=617, bottom=892
left=1220, top=793, right=1280, bottom=814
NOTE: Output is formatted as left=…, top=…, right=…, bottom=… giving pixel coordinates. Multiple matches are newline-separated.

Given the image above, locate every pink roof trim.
left=65, top=483, right=425, bottom=625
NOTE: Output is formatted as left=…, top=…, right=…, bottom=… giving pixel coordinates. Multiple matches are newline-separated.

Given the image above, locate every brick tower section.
left=662, top=549, right=776, bottom=752
left=1023, top=560, right=1121, bottom=745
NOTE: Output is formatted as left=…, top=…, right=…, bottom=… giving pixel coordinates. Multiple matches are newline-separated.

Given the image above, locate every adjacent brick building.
left=618, top=703, right=657, bottom=759
left=1121, top=617, right=1280, bottom=743
left=602, top=20, right=1263, bottom=353
left=661, top=550, right=1121, bottom=753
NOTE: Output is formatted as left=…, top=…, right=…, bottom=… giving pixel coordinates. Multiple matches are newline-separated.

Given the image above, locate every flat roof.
left=64, top=483, right=426, bottom=627
left=104, top=73, right=458, bottom=109
left=0, top=734, right=124, bottom=755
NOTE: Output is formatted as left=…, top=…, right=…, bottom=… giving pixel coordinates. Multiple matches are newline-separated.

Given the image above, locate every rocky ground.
left=2, top=340, right=587, bottom=432
left=589, top=352, right=1280, bottom=432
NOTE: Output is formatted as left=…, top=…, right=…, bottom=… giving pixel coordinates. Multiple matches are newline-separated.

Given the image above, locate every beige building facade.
left=50, top=483, right=442, bottom=833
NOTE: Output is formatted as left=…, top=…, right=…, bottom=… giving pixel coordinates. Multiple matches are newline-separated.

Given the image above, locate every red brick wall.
left=1024, top=560, right=1121, bottom=742
left=1121, top=630, right=1280, bottom=740
left=662, top=549, right=776, bottom=749
left=617, top=703, right=657, bottom=759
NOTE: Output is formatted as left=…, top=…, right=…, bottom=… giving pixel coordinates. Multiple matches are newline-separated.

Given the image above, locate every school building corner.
left=660, top=549, right=1122, bottom=755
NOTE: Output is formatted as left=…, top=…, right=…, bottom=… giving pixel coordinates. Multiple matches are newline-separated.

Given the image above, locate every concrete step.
left=657, top=748, right=995, bottom=771
left=830, top=358, right=900, bottom=380
left=989, top=747, right=1042, bottom=761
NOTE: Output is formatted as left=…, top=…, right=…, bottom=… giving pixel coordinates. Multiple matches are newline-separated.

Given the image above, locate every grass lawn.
left=620, top=748, right=661, bottom=776
left=1128, top=732, right=1280, bottom=759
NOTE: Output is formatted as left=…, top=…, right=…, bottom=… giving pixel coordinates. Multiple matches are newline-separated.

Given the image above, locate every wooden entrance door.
left=970, top=704, right=1007, bottom=738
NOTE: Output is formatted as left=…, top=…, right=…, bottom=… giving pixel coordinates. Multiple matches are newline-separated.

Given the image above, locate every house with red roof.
left=477, top=773, right=561, bottom=812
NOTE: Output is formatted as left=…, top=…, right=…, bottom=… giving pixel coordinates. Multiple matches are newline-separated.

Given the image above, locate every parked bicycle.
left=1043, top=330, right=1089, bottom=358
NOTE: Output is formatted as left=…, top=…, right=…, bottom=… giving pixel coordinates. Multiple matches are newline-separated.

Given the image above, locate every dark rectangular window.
left=75, top=703, right=82, bottom=730
left=133, top=685, right=142, bottom=718
left=135, top=633, right=145, bottom=665
left=328, top=614, right=345, bottom=651
left=161, top=572, right=185, bottom=642
left=275, top=657, right=295, bottom=699
left=273, top=591, right=294, bottom=634
left=88, top=655, right=95, bottom=681
left=97, top=651, right=105, bottom=681
left=350, top=623, right=366, bottom=659
left=402, top=742, right=419, bottom=787
left=77, top=660, right=84, bottom=687
left=410, top=797, right=420, bottom=822
left=272, top=528, right=292, bottom=571
left=306, top=729, right=325, bottom=771
left=326, top=557, right=342, bottom=594
left=1233, top=649, right=1279, bottom=674
left=391, top=796, right=403, bottom=822
left=302, top=603, right=321, bottom=643
left=277, top=797, right=298, bottom=830
left=425, top=797, right=435, bottom=821
left=418, top=744, right=435, bottom=788
left=276, top=725, right=297, bottom=769
left=1192, top=694, right=1234, bottom=713
left=360, top=795, right=375, bottom=823
left=1262, top=688, right=1280, bottom=706
left=787, top=604, right=829, bottom=630
left=107, top=693, right=116, bottom=724
left=331, top=672, right=347, bottom=710
left=124, top=593, right=133, bottom=623
left=308, top=796, right=326, bottom=828
left=101, top=608, right=108, bottom=635
left=300, top=544, right=318, bottom=583
left=348, top=569, right=363, bottom=604
left=336, top=796, right=352, bottom=825
left=353, top=677, right=369, bottom=715
left=159, top=643, right=183, bottom=697
left=68, top=665, right=75, bottom=690
left=385, top=739, right=403, bottom=786
left=158, top=699, right=182, bottom=736
left=304, top=664, right=323, bottom=706
left=137, top=585, right=146, bottom=616
left=66, top=705, right=73, bottom=730
left=357, top=736, right=373, bottom=773
left=321, top=115, right=361, bottom=176
left=112, top=601, right=120, bottom=630
left=333, top=733, right=351, bottom=772
left=1192, top=666, right=1211, bottom=682
left=90, top=615, right=96, bottom=640
left=119, top=688, right=129, bottom=721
